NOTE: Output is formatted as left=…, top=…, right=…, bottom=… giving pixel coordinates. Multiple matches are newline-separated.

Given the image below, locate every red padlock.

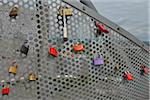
left=96, top=22, right=109, bottom=33
left=73, top=44, right=84, bottom=52
left=2, top=87, right=10, bottom=95
left=124, top=71, right=133, bottom=81
left=49, top=47, right=58, bottom=57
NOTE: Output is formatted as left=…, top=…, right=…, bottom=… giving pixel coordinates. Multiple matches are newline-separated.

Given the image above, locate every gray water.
left=92, top=0, right=149, bottom=43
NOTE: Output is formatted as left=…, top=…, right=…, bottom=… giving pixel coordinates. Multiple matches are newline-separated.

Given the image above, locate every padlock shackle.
left=15, top=65, right=18, bottom=68
left=126, top=71, right=130, bottom=74
left=141, top=65, right=146, bottom=69
left=124, top=71, right=128, bottom=75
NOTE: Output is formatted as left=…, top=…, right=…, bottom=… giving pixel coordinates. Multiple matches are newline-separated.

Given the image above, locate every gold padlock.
left=59, top=7, right=73, bottom=16
left=114, top=64, right=120, bottom=71
left=8, top=65, right=18, bottom=74
left=29, top=73, right=36, bottom=81
left=104, top=58, right=109, bottom=64
left=9, top=5, right=19, bottom=18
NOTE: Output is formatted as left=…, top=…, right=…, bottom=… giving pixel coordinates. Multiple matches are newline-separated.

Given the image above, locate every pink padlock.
left=141, top=65, right=149, bottom=75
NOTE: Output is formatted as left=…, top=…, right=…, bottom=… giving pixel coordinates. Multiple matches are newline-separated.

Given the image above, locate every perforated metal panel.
left=0, top=0, right=149, bottom=100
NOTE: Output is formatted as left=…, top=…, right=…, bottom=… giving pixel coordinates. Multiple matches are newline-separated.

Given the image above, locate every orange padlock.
left=73, top=44, right=84, bottom=52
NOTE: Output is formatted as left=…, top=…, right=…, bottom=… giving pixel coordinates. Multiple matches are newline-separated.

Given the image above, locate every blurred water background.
left=91, top=0, right=149, bottom=45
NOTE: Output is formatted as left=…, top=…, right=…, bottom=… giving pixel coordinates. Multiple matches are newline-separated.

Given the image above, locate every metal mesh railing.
left=0, top=0, right=149, bottom=100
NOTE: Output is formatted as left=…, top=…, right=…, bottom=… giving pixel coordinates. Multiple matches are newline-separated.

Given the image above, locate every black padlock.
left=20, top=41, right=29, bottom=56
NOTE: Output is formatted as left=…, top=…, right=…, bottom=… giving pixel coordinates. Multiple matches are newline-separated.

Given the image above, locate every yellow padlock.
left=59, top=7, right=73, bottom=16
left=8, top=65, right=18, bottom=74
left=29, top=73, right=36, bottom=81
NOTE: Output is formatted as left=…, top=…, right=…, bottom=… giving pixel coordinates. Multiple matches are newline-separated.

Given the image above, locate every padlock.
left=28, top=73, right=36, bottom=81
left=8, top=65, right=18, bottom=75
left=73, top=44, right=84, bottom=52
left=20, top=42, right=29, bottom=56
left=114, top=64, right=120, bottom=71
left=59, top=7, right=73, bottom=41
left=143, top=67, right=149, bottom=74
left=96, top=22, right=109, bottom=33
left=141, top=66, right=149, bottom=75
left=59, top=7, right=73, bottom=16
left=49, top=47, right=58, bottom=57
left=93, top=56, right=104, bottom=65
left=124, top=71, right=133, bottom=81
left=63, top=26, right=68, bottom=41
left=2, top=87, right=10, bottom=95
left=9, top=5, right=19, bottom=19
